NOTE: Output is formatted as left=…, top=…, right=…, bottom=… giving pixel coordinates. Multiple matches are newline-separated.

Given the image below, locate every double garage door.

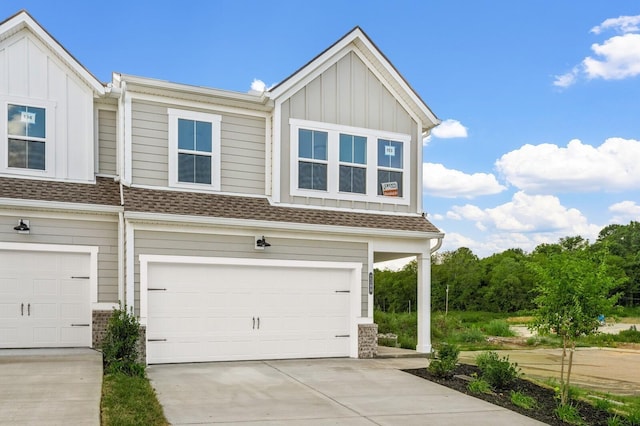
left=0, top=249, right=91, bottom=348
left=145, top=259, right=357, bottom=364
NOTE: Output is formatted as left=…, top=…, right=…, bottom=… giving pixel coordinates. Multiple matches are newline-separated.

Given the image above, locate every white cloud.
left=442, top=192, right=601, bottom=257
left=553, top=67, right=579, bottom=88
left=555, top=15, right=640, bottom=87
left=423, top=163, right=506, bottom=198
left=609, top=200, right=640, bottom=223
left=495, top=138, right=640, bottom=193
left=431, top=119, right=468, bottom=139
left=583, top=33, right=640, bottom=80
left=248, top=79, right=272, bottom=94
left=591, top=15, right=640, bottom=35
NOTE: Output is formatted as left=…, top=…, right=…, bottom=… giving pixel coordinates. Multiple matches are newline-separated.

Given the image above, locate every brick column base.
left=358, top=323, right=378, bottom=358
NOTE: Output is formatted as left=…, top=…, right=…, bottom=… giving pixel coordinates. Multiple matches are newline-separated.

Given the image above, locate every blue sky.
left=4, top=1, right=639, bottom=259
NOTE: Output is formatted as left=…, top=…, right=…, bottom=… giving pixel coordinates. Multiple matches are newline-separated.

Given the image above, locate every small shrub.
left=483, top=319, right=515, bottom=337
left=510, top=391, right=537, bottom=410
left=607, top=415, right=626, bottom=426
left=475, top=351, right=521, bottom=390
left=428, top=343, right=460, bottom=378
left=593, top=396, right=614, bottom=412
left=468, top=378, right=492, bottom=394
left=628, top=408, right=640, bottom=426
left=101, top=302, right=145, bottom=377
left=618, top=326, right=640, bottom=343
left=457, top=327, right=486, bottom=343
left=555, top=403, right=584, bottom=425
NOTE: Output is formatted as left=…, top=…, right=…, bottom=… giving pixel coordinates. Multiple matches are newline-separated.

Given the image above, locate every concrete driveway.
left=148, top=358, right=544, bottom=425
left=0, top=348, right=102, bottom=425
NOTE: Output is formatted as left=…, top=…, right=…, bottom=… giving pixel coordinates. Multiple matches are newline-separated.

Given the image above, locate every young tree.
left=529, top=250, right=622, bottom=405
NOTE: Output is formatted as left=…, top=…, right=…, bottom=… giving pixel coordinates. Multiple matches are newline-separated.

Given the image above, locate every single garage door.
left=0, top=250, right=91, bottom=348
left=146, top=260, right=355, bottom=364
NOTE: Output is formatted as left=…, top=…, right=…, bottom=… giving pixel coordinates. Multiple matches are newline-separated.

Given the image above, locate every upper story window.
left=298, top=129, right=328, bottom=190
left=168, top=108, right=221, bottom=190
left=290, top=119, right=410, bottom=205
left=7, top=104, right=46, bottom=170
left=339, top=134, right=366, bottom=194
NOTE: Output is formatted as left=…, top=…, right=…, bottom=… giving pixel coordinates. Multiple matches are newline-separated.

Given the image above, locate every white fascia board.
left=353, top=35, right=439, bottom=127
left=118, top=74, right=272, bottom=108
left=124, top=210, right=443, bottom=240
left=0, top=12, right=105, bottom=94
left=0, top=197, right=123, bottom=214
left=127, top=92, right=270, bottom=119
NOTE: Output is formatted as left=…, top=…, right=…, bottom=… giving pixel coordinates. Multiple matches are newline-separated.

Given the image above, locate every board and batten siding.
left=0, top=29, right=95, bottom=181
left=279, top=51, right=419, bottom=213
left=98, top=109, right=117, bottom=175
left=0, top=214, right=119, bottom=303
left=133, top=231, right=369, bottom=316
left=130, top=100, right=266, bottom=194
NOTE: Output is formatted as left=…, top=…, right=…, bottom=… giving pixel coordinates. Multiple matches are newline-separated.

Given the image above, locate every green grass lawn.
left=101, top=372, right=168, bottom=426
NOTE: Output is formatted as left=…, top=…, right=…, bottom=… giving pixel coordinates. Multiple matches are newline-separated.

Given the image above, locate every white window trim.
left=0, top=97, right=56, bottom=178
left=168, top=108, right=221, bottom=191
left=289, top=118, right=410, bottom=205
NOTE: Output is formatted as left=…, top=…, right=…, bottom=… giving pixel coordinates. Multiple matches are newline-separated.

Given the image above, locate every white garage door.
left=0, top=250, right=91, bottom=348
left=146, top=261, right=354, bottom=364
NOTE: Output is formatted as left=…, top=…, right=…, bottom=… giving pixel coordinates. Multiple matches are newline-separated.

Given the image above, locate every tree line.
left=374, top=221, right=640, bottom=313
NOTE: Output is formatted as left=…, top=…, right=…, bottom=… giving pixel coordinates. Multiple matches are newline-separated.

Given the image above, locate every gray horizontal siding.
left=0, top=214, right=119, bottom=303
left=280, top=51, right=418, bottom=213
left=130, top=101, right=266, bottom=195
left=134, top=230, right=368, bottom=316
left=131, top=101, right=169, bottom=185
left=98, top=109, right=117, bottom=175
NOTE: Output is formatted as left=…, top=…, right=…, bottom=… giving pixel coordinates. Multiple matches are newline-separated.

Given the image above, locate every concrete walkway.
left=0, top=348, right=102, bottom=425
left=148, top=357, right=545, bottom=425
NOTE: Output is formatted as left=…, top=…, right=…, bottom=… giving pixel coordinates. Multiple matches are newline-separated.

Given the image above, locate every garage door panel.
left=147, top=261, right=354, bottom=364
left=0, top=250, right=91, bottom=348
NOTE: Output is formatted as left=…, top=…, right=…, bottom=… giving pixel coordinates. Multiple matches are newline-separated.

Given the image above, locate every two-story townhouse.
left=0, top=10, right=443, bottom=364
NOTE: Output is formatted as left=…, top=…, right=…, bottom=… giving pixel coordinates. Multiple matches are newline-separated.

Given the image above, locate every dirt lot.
left=459, top=347, right=640, bottom=396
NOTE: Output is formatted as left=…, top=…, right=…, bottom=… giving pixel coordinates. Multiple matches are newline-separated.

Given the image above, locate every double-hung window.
left=7, top=104, right=46, bottom=170
left=339, top=134, right=366, bottom=194
left=377, top=139, right=403, bottom=197
left=290, top=119, right=410, bottom=205
left=298, top=129, right=328, bottom=191
left=168, top=109, right=221, bottom=190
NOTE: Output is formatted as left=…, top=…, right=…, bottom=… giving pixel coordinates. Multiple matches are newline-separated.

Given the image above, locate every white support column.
left=416, top=251, right=432, bottom=354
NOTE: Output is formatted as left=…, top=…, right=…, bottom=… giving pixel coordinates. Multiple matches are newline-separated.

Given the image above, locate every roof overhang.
left=0, top=10, right=105, bottom=95
left=267, top=26, right=440, bottom=132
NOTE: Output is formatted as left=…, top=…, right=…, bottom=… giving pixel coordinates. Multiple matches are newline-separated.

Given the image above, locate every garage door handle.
left=71, top=324, right=90, bottom=327
left=148, top=338, right=167, bottom=342
left=71, top=276, right=90, bottom=279
left=335, top=335, right=350, bottom=338
left=335, top=290, right=350, bottom=293
left=257, top=317, right=260, bottom=329
left=21, top=303, right=24, bottom=316
left=148, top=288, right=167, bottom=291
left=252, top=317, right=255, bottom=329
left=27, top=303, right=30, bottom=316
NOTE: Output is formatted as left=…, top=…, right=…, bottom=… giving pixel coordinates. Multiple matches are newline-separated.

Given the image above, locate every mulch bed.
left=403, top=364, right=613, bottom=425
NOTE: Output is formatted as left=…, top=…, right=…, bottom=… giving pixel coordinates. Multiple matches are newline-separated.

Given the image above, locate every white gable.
left=0, top=11, right=101, bottom=181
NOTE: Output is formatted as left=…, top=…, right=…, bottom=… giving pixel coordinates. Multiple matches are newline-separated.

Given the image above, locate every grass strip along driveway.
left=101, top=372, right=168, bottom=425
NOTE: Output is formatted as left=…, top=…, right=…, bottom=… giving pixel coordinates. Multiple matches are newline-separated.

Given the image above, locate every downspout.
left=430, top=237, right=443, bottom=255
left=117, top=180, right=125, bottom=304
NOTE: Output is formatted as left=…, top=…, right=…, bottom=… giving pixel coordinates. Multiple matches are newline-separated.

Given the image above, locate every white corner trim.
left=0, top=242, right=99, bottom=305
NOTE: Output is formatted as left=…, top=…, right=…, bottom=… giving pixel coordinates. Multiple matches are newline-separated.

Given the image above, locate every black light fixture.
left=14, top=219, right=30, bottom=233
left=256, top=236, right=271, bottom=249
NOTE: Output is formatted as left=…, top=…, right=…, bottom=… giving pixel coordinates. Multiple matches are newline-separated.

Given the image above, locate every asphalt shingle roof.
left=123, top=185, right=441, bottom=233
left=0, top=177, right=441, bottom=234
left=0, top=176, right=121, bottom=206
